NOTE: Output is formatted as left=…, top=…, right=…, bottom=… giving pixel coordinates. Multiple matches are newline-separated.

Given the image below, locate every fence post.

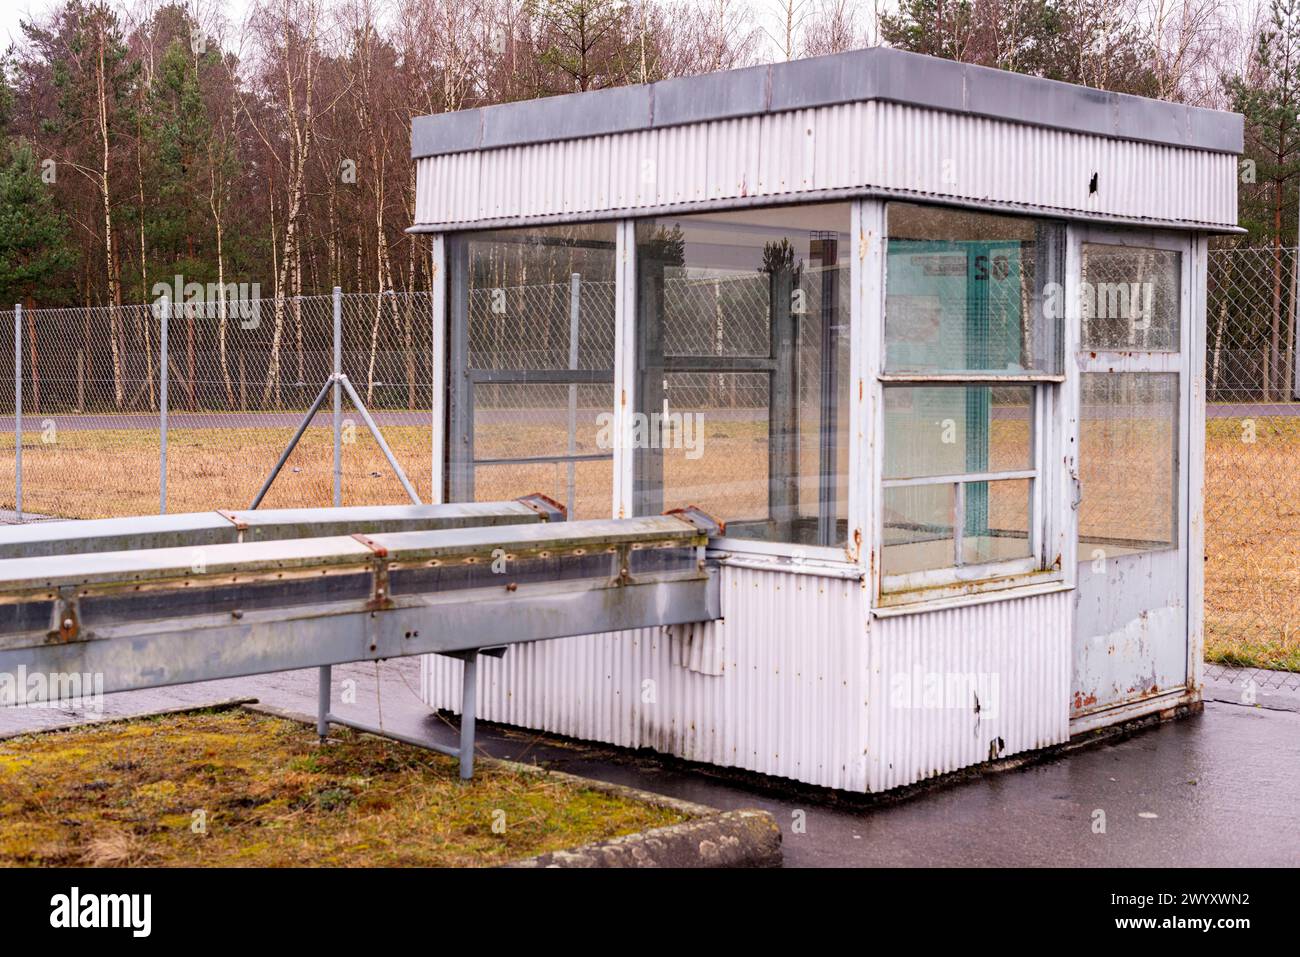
left=333, top=286, right=342, bottom=508
left=566, top=273, right=580, bottom=517
left=160, top=297, right=169, bottom=514
left=13, top=303, right=21, bottom=522
left=1292, top=246, right=1300, bottom=401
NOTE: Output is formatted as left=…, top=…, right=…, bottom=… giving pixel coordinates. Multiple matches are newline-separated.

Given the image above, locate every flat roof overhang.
left=408, top=48, right=1243, bottom=235
left=412, top=47, right=1243, bottom=160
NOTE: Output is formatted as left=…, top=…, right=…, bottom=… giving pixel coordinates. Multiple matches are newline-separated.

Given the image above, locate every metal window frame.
left=1074, top=226, right=1191, bottom=559
left=441, top=228, right=621, bottom=516
left=430, top=198, right=1121, bottom=611
left=878, top=385, right=1042, bottom=588
left=871, top=200, right=1069, bottom=607
left=623, top=205, right=857, bottom=557
left=431, top=235, right=447, bottom=505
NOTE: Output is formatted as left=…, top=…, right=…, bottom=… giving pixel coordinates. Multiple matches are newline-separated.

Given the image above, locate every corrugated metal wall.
left=429, top=563, right=872, bottom=790
left=426, top=564, right=1071, bottom=793
left=866, top=591, right=1072, bottom=792
left=415, top=101, right=1237, bottom=230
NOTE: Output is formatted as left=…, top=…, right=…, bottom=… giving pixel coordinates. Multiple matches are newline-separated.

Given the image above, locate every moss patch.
left=0, top=709, right=683, bottom=867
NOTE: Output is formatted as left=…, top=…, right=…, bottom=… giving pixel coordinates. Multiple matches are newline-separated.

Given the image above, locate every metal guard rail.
left=0, top=498, right=723, bottom=779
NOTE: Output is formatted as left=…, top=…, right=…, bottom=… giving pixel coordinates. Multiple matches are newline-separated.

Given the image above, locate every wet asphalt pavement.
left=1, top=659, right=1296, bottom=867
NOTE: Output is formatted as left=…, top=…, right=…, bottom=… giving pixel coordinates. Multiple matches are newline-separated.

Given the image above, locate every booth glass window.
left=634, top=203, right=852, bottom=548
left=881, top=203, right=1064, bottom=591
left=882, top=385, right=1036, bottom=576
left=445, top=224, right=616, bottom=519
left=884, top=203, right=1063, bottom=376
left=1078, top=373, right=1179, bottom=554
left=1080, top=244, right=1181, bottom=351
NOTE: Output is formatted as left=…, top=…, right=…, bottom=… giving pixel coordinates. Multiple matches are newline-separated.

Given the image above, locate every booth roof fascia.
left=411, top=47, right=1244, bottom=161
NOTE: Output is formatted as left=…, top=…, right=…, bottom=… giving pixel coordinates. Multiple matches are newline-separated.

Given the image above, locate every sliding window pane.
left=462, top=225, right=616, bottom=371
left=961, top=478, right=1032, bottom=565
left=883, top=385, right=1033, bottom=480
left=885, top=203, right=1064, bottom=375
left=471, top=383, right=611, bottom=461
left=882, top=484, right=955, bottom=577
left=635, top=203, right=851, bottom=547
left=448, top=224, right=616, bottom=518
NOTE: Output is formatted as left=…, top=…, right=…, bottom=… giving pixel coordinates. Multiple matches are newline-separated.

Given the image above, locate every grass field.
left=0, top=708, right=683, bottom=867
left=0, top=413, right=1295, bottom=672
left=1204, top=416, right=1300, bottom=671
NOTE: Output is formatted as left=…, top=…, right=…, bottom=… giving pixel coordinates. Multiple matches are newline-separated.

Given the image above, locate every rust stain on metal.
left=517, top=492, right=567, bottom=521
left=664, top=505, right=724, bottom=536
left=217, top=509, right=249, bottom=532
left=350, top=533, right=389, bottom=558
left=56, top=611, right=78, bottom=642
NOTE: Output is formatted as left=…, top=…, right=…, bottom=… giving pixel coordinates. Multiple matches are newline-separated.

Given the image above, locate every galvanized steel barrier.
left=0, top=497, right=722, bottom=778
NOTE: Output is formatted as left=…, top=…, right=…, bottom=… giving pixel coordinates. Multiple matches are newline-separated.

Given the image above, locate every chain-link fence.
left=1, top=291, right=433, bottom=520
left=4, top=249, right=1300, bottom=686
left=1204, top=245, right=1300, bottom=690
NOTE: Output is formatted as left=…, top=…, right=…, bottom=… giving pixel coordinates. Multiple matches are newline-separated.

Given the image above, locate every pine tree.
left=0, top=139, right=74, bottom=304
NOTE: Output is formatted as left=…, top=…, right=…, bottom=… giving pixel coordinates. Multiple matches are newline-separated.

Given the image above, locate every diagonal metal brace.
left=336, top=374, right=422, bottom=506
left=249, top=377, right=336, bottom=509
left=249, top=373, right=423, bottom=510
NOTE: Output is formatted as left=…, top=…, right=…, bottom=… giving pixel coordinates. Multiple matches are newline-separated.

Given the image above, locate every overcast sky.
left=3, top=0, right=252, bottom=49
left=0, top=0, right=1271, bottom=79
left=4, top=0, right=795, bottom=60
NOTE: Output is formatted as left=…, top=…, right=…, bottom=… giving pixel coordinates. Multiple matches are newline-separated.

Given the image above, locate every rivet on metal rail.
left=351, top=533, right=394, bottom=610
left=216, top=509, right=249, bottom=533
left=516, top=492, right=567, bottom=522
left=50, top=587, right=81, bottom=643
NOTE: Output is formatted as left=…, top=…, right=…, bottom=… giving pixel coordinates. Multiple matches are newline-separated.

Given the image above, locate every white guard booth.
left=410, top=48, right=1241, bottom=792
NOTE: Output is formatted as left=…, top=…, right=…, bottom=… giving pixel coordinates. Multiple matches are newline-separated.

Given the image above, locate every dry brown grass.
left=0, top=708, right=682, bottom=867
left=0, top=425, right=432, bottom=518
left=1205, top=416, right=1300, bottom=671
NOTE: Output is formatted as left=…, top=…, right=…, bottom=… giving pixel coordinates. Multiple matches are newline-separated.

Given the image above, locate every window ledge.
left=707, top=545, right=865, bottom=581
left=872, top=578, right=1072, bottom=618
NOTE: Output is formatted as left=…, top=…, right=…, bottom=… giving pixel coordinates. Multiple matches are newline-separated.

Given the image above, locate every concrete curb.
left=0, top=696, right=257, bottom=741
left=506, top=808, right=782, bottom=869
left=488, top=755, right=719, bottom=819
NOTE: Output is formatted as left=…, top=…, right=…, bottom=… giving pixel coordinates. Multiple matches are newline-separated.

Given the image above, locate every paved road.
left=2, top=402, right=1298, bottom=432
left=2, top=660, right=1295, bottom=867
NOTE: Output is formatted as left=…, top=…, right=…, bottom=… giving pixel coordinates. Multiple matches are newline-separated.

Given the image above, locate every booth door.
left=1071, top=229, right=1191, bottom=718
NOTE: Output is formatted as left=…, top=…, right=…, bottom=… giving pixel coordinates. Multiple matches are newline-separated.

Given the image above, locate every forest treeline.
left=3, top=0, right=1299, bottom=309
left=2, top=0, right=1300, bottom=404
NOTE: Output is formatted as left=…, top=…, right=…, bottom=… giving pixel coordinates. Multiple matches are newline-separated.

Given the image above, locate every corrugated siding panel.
left=426, top=563, right=873, bottom=791
left=865, top=590, right=1072, bottom=792
left=706, top=118, right=759, bottom=201
left=425, top=565, right=1071, bottom=793
left=414, top=102, right=1237, bottom=229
